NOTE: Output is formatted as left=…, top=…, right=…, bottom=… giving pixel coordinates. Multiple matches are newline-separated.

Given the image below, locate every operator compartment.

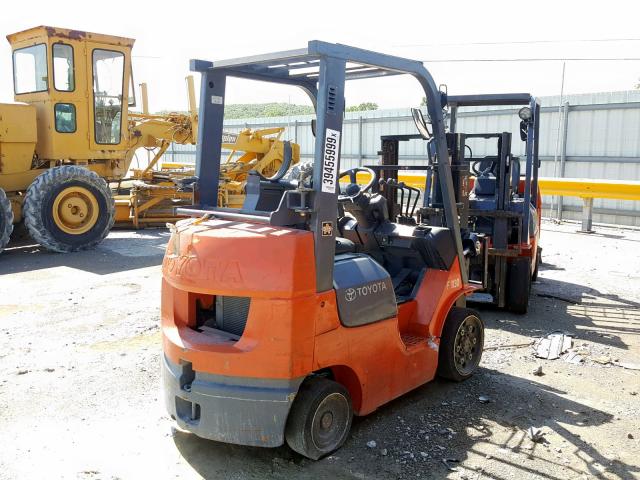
left=338, top=181, right=458, bottom=304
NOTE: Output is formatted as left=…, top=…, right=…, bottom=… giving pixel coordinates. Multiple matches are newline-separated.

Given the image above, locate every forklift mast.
left=447, top=93, right=541, bottom=240
left=185, top=41, right=469, bottom=290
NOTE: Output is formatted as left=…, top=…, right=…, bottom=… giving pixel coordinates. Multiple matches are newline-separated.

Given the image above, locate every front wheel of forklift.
left=285, top=377, right=353, bottom=460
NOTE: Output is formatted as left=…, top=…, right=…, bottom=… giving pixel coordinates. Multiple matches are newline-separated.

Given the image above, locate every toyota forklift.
left=161, top=42, right=485, bottom=460
left=447, top=95, right=542, bottom=313
left=375, top=94, right=542, bottom=313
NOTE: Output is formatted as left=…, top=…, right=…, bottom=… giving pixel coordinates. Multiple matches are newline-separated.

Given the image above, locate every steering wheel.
left=472, top=157, right=498, bottom=177
left=337, top=167, right=377, bottom=201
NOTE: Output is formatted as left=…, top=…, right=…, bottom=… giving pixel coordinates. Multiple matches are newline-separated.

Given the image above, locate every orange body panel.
left=161, top=219, right=473, bottom=416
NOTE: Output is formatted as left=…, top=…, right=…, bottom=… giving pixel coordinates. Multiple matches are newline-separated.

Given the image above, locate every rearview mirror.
left=411, top=108, right=432, bottom=140
left=519, top=120, right=527, bottom=142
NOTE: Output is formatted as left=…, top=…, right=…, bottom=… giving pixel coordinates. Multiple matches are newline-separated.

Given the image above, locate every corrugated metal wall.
left=167, top=90, right=640, bottom=227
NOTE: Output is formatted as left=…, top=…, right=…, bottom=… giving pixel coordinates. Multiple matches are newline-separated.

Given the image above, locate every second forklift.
left=375, top=94, right=541, bottom=313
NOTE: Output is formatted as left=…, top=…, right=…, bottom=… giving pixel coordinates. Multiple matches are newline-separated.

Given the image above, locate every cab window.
left=92, top=49, right=124, bottom=144
left=13, top=44, right=48, bottom=94
left=55, top=103, right=77, bottom=133
left=128, top=69, right=136, bottom=107
left=53, top=43, right=75, bottom=91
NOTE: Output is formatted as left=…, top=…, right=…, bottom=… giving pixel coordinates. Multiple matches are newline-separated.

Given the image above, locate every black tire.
left=24, top=166, right=115, bottom=253
left=506, top=257, right=532, bottom=314
left=0, top=188, right=14, bottom=254
left=532, top=247, right=541, bottom=281
left=437, top=307, right=484, bottom=382
left=285, top=377, right=353, bottom=460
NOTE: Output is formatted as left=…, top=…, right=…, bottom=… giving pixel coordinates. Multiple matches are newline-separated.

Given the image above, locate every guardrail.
left=537, top=178, right=640, bottom=232
left=341, top=174, right=640, bottom=233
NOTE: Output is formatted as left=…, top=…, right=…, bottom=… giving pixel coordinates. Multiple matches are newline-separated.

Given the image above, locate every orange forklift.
left=375, top=94, right=543, bottom=313
left=161, top=42, right=485, bottom=459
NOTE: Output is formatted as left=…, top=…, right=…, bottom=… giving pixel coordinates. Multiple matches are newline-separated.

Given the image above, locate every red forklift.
left=375, top=94, right=541, bottom=313
left=161, top=42, right=485, bottom=460
left=445, top=94, right=542, bottom=313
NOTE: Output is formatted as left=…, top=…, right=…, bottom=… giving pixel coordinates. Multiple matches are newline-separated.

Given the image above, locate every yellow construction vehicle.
left=216, top=127, right=301, bottom=208
left=0, top=26, right=299, bottom=253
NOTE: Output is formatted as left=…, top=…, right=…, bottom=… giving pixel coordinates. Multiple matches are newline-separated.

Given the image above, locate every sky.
left=1, top=0, right=639, bottom=112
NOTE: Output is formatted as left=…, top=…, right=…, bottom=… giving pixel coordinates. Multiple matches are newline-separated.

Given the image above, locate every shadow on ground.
left=0, top=228, right=169, bottom=275
left=475, top=259, right=640, bottom=352
left=171, top=368, right=635, bottom=480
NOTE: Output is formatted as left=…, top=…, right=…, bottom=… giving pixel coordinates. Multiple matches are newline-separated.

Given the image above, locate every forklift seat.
left=473, top=176, right=497, bottom=196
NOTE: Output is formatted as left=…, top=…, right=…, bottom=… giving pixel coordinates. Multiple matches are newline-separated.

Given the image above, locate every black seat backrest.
left=474, top=177, right=497, bottom=196
left=375, top=223, right=456, bottom=271
left=411, top=226, right=456, bottom=270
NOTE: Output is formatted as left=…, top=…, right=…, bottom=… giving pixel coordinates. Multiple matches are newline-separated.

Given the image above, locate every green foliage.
left=345, top=102, right=379, bottom=112
left=158, top=101, right=380, bottom=118
left=223, top=103, right=315, bottom=118
left=420, top=96, right=427, bottom=106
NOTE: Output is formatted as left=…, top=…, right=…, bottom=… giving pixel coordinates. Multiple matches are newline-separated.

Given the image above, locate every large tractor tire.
left=0, top=188, right=14, bottom=253
left=24, top=166, right=115, bottom=253
left=437, top=307, right=484, bottom=382
left=506, top=257, right=532, bottom=314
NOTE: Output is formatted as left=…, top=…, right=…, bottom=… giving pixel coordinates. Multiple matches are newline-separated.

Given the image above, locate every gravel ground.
left=0, top=220, right=638, bottom=480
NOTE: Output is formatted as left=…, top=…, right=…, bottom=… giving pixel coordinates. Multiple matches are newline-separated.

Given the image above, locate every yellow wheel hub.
left=52, top=186, right=99, bottom=235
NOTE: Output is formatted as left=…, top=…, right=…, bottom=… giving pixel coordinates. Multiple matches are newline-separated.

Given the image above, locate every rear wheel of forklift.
left=506, top=257, right=532, bottom=314
left=438, top=307, right=484, bottom=381
left=24, top=166, right=115, bottom=253
left=0, top=188, right=14, bottom=253
left=285, top=377, right=353, bottom=460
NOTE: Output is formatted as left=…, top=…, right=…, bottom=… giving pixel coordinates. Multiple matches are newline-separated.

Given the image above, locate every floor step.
left=401, top=333, right=426, bottom=348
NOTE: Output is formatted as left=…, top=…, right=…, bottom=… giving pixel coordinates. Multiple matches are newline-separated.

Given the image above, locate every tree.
left=345, top=102, right=379, bottom=112
left=223, top=103, right=314, bottom=118
left=420, top=96, right=427, bottom=106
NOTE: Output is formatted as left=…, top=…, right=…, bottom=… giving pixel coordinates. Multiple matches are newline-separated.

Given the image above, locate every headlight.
left=518, top=107, right=532, bottom=121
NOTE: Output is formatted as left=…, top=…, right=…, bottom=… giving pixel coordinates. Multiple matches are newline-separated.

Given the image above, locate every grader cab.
left=6, top=27, right=136, bottom=180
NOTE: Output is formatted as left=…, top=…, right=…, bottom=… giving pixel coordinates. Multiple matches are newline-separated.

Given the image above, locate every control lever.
left=380, top=178, right=420, bottom=225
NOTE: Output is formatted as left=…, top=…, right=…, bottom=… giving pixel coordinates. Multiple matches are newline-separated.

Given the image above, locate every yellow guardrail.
left=537, top=178, right=640, bottom=201
left=537, top=177, right=640, bottom=232
left=340, top=172, right=427, bottom=189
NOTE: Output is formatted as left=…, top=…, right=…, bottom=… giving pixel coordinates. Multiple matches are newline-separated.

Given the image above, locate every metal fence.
left=167, top=90, right=640, bottom=227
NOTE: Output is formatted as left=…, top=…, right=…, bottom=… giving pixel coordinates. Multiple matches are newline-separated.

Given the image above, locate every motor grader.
left=0, top=26, right=299, bottom=253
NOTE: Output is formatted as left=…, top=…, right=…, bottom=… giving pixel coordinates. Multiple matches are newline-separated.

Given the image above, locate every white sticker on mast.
left=321, top=128, right=341, bottom=194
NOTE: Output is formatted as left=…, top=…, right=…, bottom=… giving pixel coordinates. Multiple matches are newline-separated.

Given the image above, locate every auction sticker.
left=321, top=128, right=341, bottom=193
